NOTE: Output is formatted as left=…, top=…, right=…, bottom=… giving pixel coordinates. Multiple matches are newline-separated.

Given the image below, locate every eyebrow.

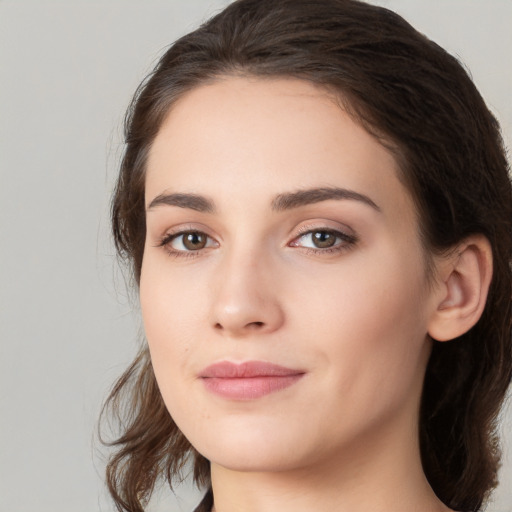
left=271, top=187, right=381, bottom=212
left=146, top=186, right=380, bottom=214
left=147, top=193, right=216, bottom=213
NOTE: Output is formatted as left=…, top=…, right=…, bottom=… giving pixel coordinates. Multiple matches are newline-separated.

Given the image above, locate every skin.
left=141, top=76, right=457, bottom=512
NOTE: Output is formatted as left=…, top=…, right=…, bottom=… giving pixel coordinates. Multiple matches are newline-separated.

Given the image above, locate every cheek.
left=139, top=256, right=206, bottom=386
left=292, top=243, right=430, bottom=412
left=140, top=250, right=208, bottom=333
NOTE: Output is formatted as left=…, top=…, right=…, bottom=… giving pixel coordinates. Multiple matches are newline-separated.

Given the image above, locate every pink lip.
left=199, top=361, right=305, bottom=400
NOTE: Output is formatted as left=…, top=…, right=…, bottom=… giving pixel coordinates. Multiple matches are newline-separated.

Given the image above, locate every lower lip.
left=201, top=374, right=304, bottom=400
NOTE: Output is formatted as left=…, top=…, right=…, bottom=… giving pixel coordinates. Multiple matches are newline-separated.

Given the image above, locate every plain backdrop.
left=0, top=1, right=510, bottom=511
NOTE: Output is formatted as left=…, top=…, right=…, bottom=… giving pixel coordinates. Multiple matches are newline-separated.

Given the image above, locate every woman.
left=101, top=1, right=512, bottom=511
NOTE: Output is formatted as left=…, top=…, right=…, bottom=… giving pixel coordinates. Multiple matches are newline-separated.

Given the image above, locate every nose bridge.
left=210, top=238, right=284, bottom=336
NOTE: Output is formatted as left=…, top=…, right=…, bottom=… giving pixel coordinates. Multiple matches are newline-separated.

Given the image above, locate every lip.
left=199, top=361, right=305, bottom=400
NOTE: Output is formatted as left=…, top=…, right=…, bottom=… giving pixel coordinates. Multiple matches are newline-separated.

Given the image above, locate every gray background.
left=0, top=1, right=510, bottom=511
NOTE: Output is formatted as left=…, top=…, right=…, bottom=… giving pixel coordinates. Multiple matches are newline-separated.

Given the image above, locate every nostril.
left=248, top=321, right=265, bottom=329
left=213, top=320, right=265, bottom=332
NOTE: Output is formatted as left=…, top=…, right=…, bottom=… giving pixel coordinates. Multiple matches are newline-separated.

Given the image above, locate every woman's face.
left=141, top=77, right=439, bottom=473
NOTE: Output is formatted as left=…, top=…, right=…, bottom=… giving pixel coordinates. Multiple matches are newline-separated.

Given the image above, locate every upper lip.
left=199, top=360, right=304, bottom=378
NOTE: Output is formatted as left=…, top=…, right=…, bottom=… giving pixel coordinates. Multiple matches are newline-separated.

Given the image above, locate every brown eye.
left=311, top=231, right=337, bottom=248
left=182, top=232, right=207, bottom=250
left=161, top=230, right=216, bottom=253
left=290, top=228, right=357, bottom=253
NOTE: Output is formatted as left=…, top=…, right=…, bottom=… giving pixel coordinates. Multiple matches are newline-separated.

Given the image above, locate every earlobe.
left=428, top=235, right=493, bottom=342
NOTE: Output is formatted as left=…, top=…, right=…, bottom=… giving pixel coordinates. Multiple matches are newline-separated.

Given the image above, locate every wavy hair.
left=100, top=1, right=512, bottom=511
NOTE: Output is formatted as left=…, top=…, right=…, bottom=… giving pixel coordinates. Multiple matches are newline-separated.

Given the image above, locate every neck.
left=208, top=408, right=452, bottom=512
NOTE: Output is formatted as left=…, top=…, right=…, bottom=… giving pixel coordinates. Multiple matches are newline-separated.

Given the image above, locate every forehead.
left=145, top=76, right=415, bottom=227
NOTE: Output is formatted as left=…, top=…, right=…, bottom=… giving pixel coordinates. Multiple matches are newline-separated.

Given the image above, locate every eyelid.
left=154, top=222, right=217, bottom=242
left=293, top=221, right=355, bottom=237
left=291, top=220, right=356, bottom=241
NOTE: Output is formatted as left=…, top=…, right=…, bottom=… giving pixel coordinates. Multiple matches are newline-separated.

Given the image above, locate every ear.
left=428, top=235, right=493, bottom=342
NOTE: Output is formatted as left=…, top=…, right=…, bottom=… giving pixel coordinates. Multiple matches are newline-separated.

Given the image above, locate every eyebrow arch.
left=271, top=187, right=381, bottom=212
left=147, top=193, right=216, bottom=213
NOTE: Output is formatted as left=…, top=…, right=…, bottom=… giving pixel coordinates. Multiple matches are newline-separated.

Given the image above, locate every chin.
left=194, top=423, right=331, bottom=475
left=188, top=423, right=302, bottom=472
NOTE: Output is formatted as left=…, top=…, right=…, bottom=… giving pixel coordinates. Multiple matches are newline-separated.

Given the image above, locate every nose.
left=209, top=250, right=285, bottom=338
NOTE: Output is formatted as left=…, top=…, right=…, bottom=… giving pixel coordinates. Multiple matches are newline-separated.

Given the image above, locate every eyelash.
left=156, top=227, right=358, bottom=259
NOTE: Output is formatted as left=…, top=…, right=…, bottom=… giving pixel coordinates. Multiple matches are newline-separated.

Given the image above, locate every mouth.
left=199, top=360, right=306, bottom=400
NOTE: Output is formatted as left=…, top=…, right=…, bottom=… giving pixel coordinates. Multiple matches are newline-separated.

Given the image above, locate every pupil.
left=313, top=231, right=335, bottom=248
left=184, top=232, right=206, bottom=250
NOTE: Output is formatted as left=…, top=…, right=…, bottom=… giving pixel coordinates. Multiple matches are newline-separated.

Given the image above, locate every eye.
left=290, top=229, right=357, bottom=252
left=303, top=230, right=337, bottom=248
left=158, top=230, right=217, bottom=255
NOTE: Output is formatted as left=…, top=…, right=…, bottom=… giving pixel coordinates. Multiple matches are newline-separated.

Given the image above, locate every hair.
left=100, top=1, right=512, bottom=511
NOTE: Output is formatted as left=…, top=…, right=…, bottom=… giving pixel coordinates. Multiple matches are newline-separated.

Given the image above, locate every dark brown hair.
left=100, top=1, right=512, bottom=511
